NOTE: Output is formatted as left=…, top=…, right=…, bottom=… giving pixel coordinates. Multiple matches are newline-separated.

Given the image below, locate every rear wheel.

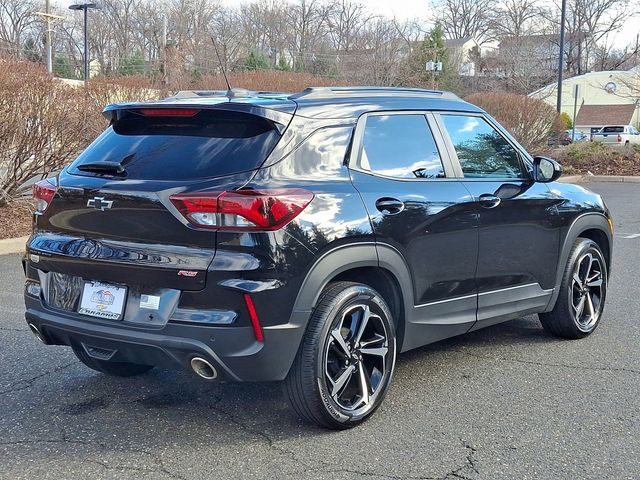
left=72, top=345, right=153, bottom=377
left=540, top=238, right=607, bottom=339
left=285, top=281, right=396, bottom=429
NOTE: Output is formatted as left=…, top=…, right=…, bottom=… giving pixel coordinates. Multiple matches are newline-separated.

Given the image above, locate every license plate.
left=78, top=281, right=127, bottom=320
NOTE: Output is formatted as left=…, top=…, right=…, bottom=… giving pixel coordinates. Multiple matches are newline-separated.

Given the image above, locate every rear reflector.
left=170, top=189, right=314, bottom=231
left=243, top=293, right=264, bottom=342
left=138, top=108, right=200, bottom=117
left=33, top=178, right=58, bottom=213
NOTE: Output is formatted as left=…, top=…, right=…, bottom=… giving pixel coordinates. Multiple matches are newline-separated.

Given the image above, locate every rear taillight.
left=617, top=134, right=622, bottom=142
left=33, top=179, right=57, bottom=213
left=169, top=189, right=314, bottom=231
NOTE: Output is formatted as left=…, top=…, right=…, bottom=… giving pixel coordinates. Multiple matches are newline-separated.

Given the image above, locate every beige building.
left=530, top=67, right=640, bottom=133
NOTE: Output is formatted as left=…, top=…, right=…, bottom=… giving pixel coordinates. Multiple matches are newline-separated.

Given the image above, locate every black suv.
left=24, top=87, right=612, bottom=429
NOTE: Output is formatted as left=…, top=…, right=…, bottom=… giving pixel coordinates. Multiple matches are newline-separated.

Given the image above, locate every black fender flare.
left=291, top=241, right=414, bottom=331
left=545, top=212, right=612, bottom=311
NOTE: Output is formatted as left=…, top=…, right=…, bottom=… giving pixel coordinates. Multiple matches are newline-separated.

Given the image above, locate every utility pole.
left=556, top=0, right=567, bottom=113
left=45, top=0, right=51, bottom=73
left=35, top=3, right=63, bottom=74
left=162, top=14, right=167, bottom=86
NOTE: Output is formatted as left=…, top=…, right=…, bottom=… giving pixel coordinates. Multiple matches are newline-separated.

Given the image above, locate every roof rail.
left=289, top=86, right=460, bottom=100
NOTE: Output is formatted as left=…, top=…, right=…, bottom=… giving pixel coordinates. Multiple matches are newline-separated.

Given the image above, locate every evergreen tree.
left=53, top=56, right=75, bottom=79
left=244, top=51, right=270, bottom=71
left=119, top=51, right=146, bottom=75
left=415, top=24, right=459, bottom=91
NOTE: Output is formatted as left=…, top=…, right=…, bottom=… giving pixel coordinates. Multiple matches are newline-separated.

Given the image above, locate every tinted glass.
left=360, top=114, right=444, bottom=179
left=602, top=126, right=624, bottom=133
left=441, top=115, right=523, bottom=179
left=69, top=110, right=281, bottom=180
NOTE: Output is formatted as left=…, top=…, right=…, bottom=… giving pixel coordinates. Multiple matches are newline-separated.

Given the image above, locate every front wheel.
left=285, top=281, right=397, bottom=429
left=540, top=238, right=608, bottom=339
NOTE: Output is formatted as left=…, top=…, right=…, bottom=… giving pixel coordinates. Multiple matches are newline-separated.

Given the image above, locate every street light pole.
left=69, top=2, right=97, bottom=85
left=556, top=0, right=567, bottom=113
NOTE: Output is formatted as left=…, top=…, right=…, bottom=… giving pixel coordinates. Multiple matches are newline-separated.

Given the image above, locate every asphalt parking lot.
left=0, top=181, right=638, bottom=480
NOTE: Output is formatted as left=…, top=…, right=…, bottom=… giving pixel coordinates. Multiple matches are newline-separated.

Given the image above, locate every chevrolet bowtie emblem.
left=87, top=197, right=114, bottom=211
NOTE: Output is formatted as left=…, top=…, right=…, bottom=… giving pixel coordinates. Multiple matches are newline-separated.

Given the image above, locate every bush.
left=187, top=70, right=340, bottom=92
left=465, top=92, right=564, bottom=152
left=0, top=58, right=88, bottom=205
left=0, top=59, right=165, bottom=205
left=546, top=141, right=640, bottom=176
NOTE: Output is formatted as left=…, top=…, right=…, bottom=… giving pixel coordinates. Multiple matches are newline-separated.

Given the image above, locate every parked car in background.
left=591, top=125, right=640, bottom=146
left=24, top=87, right=613, bottom=429
left=566, top=130, right=588, bottom=143
left=547, top=129, right=587, bottom=146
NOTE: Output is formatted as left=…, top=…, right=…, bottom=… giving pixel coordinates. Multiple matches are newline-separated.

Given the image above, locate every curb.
left=560, top=175, right=640, bottom=183
left=0, top=236, right=28, bottom=256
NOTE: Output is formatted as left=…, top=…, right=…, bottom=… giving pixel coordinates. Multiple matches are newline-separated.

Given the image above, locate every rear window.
left=69, top=109, right=281, bottom=180
left=602, top=126, right=624, bottom=133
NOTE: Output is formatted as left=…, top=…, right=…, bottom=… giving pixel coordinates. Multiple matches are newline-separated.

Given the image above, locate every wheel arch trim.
left=291, top=242, right=414, bottom=326
left=545, top=212, right=612, bottom=311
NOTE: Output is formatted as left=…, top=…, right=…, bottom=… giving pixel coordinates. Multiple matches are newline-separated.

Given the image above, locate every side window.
left=441, top=114, right=524, bottom=179
left=359, top=114, right=445, bottom=179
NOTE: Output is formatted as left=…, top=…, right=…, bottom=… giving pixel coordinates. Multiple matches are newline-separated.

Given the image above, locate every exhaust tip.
left=28, top=323, right=48, bottom=344
left=190, top=357, right=218, bottom=380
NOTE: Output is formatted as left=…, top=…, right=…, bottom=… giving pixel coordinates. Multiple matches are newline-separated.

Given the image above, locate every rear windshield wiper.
left=76, top=161, right=126, bottom=175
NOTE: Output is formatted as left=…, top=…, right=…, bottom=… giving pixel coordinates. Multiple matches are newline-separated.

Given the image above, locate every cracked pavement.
left=1, top=181, right=639, bottom=479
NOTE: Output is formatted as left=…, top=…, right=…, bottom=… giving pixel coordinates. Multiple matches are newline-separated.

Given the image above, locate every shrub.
left=547, top=141, right=640, bottom=176
left=0, top=58, right=88, bottom=206
left=187, top=70, right=340, bottom=92
left=465, top=92, right=564, bottom=152
left=0, top=59, right=167, bottom=205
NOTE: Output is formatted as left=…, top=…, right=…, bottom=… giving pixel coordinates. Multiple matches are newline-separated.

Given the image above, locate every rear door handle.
left=478, top=194, right=501, bottom=209
left=375, top=197, right=405, bottom=215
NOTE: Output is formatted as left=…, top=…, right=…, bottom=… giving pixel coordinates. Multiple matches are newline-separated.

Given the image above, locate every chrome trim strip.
left=416, top=283, right=554, bottom=308
left=478, top=282, right=549, bottom=296
left=415, top=293, right=476, bottom=308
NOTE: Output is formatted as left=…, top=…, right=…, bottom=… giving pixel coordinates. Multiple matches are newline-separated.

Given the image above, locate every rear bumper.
left=24, top=295, right=308, bottom=382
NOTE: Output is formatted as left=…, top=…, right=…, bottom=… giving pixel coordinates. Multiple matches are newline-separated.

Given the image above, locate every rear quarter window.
left=69, top=109, right=281, bottom=180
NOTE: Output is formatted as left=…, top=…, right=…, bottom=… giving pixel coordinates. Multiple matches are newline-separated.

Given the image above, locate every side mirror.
left=533, top=156, right=562, bottom=183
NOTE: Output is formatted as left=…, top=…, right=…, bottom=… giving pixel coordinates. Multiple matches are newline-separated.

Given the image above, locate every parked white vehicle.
left=591, top=125, right=640, bottom=146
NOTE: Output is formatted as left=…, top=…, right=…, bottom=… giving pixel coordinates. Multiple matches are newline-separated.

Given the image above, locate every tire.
left=285, top=281, right=397, bottom=429
left=72, top=345, right=154, bottom=377
left=539, top=238, right=607, bottom=339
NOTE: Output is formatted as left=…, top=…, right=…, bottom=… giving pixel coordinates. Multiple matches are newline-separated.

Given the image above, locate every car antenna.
left=210, top=36, right=232, bottom=97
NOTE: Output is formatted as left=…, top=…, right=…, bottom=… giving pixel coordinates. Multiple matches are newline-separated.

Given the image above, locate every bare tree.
left=430, top=0, right=494, bottom=43
left=543, top=0, right=633, bottom=75
left=326, top=0, right=374, bottom=52
left=286, top=0, right=330, bottom=71
left=491, top=0, right=544, bottom=37
left=0, top=0, right=39, bottom=56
